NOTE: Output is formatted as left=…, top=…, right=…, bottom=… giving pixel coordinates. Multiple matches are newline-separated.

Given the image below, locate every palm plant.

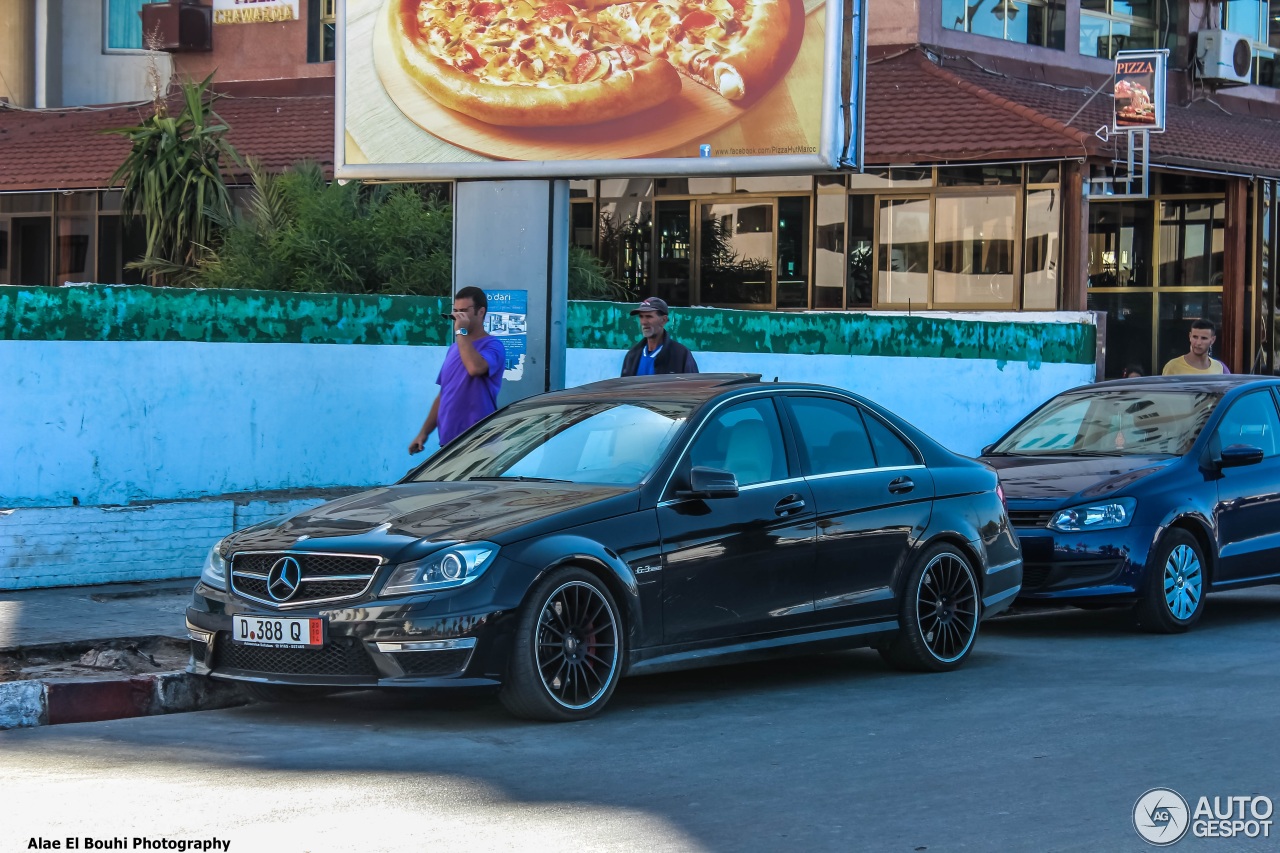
left=105, top=72, right=242, bottom=284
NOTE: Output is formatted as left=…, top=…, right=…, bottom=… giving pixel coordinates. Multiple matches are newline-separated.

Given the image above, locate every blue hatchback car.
left=980, top=375, right=1280, bottom=633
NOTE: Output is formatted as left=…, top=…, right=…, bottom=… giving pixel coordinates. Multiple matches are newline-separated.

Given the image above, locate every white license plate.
left=233, top=615, right=325, bottom=649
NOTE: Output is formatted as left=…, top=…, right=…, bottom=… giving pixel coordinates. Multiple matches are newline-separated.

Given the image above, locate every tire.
left=880, top=543, right=981, bottom=673
left=499, top=567, right=624, bottom=722
left=239, top=683, right=334, bottom=703
left=1134, top=529, right=1206, bottom=634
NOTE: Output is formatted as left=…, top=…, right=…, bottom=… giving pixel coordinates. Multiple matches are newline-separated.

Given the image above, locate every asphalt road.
left=3, top=589, right=1280, bottom=853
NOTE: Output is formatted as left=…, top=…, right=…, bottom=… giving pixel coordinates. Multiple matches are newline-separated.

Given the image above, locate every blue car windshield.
left=991, top=390, right=1221, bottom=457
left=413, top=400, right=693, bottom=486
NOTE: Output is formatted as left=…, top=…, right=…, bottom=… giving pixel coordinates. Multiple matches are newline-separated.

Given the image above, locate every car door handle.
left=774, top=495, right=807, bottom=516
left=888, top=476, right=915, bottom=495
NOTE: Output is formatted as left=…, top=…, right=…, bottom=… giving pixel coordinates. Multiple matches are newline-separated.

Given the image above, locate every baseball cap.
left=630, top=297, right=669, bottom=315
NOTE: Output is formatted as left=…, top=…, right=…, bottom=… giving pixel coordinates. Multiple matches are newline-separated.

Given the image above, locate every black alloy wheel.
left=500, top=567, right=624, bottom=722
left=880, top=543, right=981, bottom=672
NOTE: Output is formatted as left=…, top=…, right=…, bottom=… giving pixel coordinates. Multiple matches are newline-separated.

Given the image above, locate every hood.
left=982, top=455, right=1173, bottom=504
left=224, top=480, right=636, bottom=559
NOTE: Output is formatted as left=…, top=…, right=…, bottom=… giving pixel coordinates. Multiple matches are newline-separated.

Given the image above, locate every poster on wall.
left=484, top=289, right=528, bottom=382
left=1112, top=49, right=1167, bottom=133
left=335, top=0, right=865, bottom=179
left=212, top=0, right=301, bottom=24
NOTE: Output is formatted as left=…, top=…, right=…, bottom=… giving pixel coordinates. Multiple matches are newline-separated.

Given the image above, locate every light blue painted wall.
left=568, top=350, right=1094, bottom=456
left=3, top=334, right=1092, bottom=510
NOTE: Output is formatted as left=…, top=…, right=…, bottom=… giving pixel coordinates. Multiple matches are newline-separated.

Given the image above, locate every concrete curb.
left=0, top=671, right=249, bottom=730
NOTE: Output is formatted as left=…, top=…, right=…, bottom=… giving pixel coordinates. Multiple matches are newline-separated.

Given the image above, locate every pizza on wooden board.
left=388, top=0, right=795, bottom=127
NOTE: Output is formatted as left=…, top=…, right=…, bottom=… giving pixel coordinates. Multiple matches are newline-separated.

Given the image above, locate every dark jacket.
left=621, top=333, right=699, bottom=376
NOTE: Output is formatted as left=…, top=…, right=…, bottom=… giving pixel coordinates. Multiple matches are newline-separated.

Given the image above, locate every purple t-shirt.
left=436, top=335, right=505, bottom=445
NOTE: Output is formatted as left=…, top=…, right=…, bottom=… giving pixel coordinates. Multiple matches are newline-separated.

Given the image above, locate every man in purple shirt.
left=408, top=286, right=506, bottom=452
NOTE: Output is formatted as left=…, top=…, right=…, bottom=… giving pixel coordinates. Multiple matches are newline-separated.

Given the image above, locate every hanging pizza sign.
left=335, top=0, right=865, bottom=178
left=1112, top=49, right=1167, bottom=134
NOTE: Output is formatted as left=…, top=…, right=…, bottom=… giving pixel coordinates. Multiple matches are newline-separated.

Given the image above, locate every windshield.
left=991, top=389, right=1221, bottom=457
left=412, top=399, right=693, bottom=486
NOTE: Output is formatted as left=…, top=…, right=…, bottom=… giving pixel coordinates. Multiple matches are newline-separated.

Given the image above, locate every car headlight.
left=200, top=541, right=228, bottom=589
left=1048, top=498, right=1137, bottom=533
left=382, top=543, right=499, bottom=596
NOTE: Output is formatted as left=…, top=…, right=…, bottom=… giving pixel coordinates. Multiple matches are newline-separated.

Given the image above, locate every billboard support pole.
left=453, top=180, right=569, bottom=407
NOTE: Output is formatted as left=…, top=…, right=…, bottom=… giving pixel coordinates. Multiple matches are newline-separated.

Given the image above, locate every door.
left=782, top=394, right=935, bottom=625
left=1211, top=390, right=1280, bottom=583
left=655, top=200, right=692, bottom=307
left=657, top=397, right=817, bottom=644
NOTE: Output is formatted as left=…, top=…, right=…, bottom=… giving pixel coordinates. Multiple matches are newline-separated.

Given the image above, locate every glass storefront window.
left=1157, top=291, right=1224, bottom=371
left=598, top=199, right=652, bottom=296
left=699, top=201, right=774, bottom=306
left=937, top=165, right=1023, bottom=187
left=848, top=196, right=874, bottom=308
left=569, top=180, right=594, bottom=199
left=1024, top=188, right=1060, bottom=309
left=877, top=198, right=930, bottom=306
left=656, top=177, right=733, bottom=195
left=776, top=197, right=810, bottom=309
left=942, top=0, right=1067, bottom=50
left=736, top=176, right=813, bottom=193
left=57, top=213, right=95, bottom=284
left=598, top=179, right=653, bottom=198
left=570, top=202, right=595, bottom=249
left=657, top=201, right=692, bottom=306
left=0, top=194, right=53, bottom=214
left=933, top=194, right=1017, bottom=307
left=1158, top=200, right=1225, bottom=288
left=814, top=193, right=846, bottom=308
left=1087, top=290, right=1154, bottom=377
left=1089, top=202, right=1153, bottom=287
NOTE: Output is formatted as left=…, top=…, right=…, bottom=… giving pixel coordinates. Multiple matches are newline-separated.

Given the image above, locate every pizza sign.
left=336, top=0, right=865, bottom=179
left=1112, top=49, right=1167, bottom=133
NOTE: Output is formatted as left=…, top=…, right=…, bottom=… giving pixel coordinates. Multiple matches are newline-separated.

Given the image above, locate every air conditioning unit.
left=1196, top=30, right=1252, bottom=86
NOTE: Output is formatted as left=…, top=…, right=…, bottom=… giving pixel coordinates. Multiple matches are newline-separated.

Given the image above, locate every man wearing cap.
left=621, top=297, right=699, bottom=377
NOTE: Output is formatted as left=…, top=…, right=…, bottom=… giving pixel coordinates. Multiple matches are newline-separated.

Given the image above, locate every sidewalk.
left=0, top=578, right=247, bottom=729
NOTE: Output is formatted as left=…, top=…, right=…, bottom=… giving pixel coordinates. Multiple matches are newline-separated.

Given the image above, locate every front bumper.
left=1012, top=524, right=1158, bottom=602
left=186, top=580, right=515, bottom=689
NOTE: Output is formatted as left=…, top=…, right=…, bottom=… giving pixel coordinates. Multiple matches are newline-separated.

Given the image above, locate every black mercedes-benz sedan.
left=188, top=374, right=1021, bottom=721
left=981, top=375, right=1280, bottom=633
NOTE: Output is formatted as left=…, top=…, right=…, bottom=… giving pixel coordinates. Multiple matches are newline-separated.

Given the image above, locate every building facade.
left=2, top=0, right=1279, bottom=377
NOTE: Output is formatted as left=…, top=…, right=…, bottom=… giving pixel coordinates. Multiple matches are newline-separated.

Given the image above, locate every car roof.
left=1076, top=375, right=1280, bottom=393
left=541, top=374, right=768, bottom=404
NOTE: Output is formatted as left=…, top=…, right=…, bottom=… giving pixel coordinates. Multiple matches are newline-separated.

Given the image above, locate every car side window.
left=1213, top=392, right=1280, bottom=458
left=785, top=396, right=877, bottom=475
left=865, top=413, right=921, bottom=467
left=689, top=399, right=788, bottom=486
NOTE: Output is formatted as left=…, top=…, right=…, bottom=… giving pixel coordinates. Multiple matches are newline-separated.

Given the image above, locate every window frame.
left=103, top=0, right=155, bottom=55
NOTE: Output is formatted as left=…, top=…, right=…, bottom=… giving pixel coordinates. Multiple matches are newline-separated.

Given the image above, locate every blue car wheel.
left=1135, top=530, right=1206, bottom=634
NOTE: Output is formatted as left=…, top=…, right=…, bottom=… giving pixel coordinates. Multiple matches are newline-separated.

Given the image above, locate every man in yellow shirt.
left=1162, top=319, right=1228, bottom=375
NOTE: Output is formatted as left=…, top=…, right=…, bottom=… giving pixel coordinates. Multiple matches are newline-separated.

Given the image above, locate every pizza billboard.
left=335, top=0, right=865, bottom=179
left=1111, top=49, right=1167, bottom=134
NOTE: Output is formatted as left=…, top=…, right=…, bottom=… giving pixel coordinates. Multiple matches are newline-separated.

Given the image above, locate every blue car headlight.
left=1049, top=498, right=1137, bottom=533
left=200, top=541, right=228, bottom=589
left=382, top=543, right=499, bottom=595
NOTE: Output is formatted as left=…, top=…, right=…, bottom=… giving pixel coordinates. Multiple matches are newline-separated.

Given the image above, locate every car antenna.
left=773, top=376, right=779, bottom=382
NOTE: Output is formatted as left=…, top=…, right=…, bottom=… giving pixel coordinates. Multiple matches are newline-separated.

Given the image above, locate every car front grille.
left=213, top=633, right=378, bottom=677
left=394, top=649, right=473, bottom=677
left=1008, top=509, right=1055, bottom=529
left=230, top=551, right=382, bottom=608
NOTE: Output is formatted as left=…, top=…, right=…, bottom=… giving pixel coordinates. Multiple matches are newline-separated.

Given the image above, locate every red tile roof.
left=0, top=92, right=334, bottom=192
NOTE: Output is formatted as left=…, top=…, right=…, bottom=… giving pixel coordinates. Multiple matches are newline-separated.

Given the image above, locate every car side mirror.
left=1220, top=444, right=1265, bottom=468
left=980, top=444, right=995, bottom=456
left=679, top=466, right=739, bottom=499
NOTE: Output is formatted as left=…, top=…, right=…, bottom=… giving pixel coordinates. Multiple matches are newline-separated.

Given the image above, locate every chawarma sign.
left=212, top=0, right=301, bottom=24
left=335, top=0, right=866, bottom=179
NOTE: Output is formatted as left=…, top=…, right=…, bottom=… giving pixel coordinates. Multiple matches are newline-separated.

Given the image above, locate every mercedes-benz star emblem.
left=267, top=556, right=302, bottom=602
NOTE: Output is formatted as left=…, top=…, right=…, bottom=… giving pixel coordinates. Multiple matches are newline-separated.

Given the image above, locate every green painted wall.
left=0, top=285, right=1095, bottom=364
